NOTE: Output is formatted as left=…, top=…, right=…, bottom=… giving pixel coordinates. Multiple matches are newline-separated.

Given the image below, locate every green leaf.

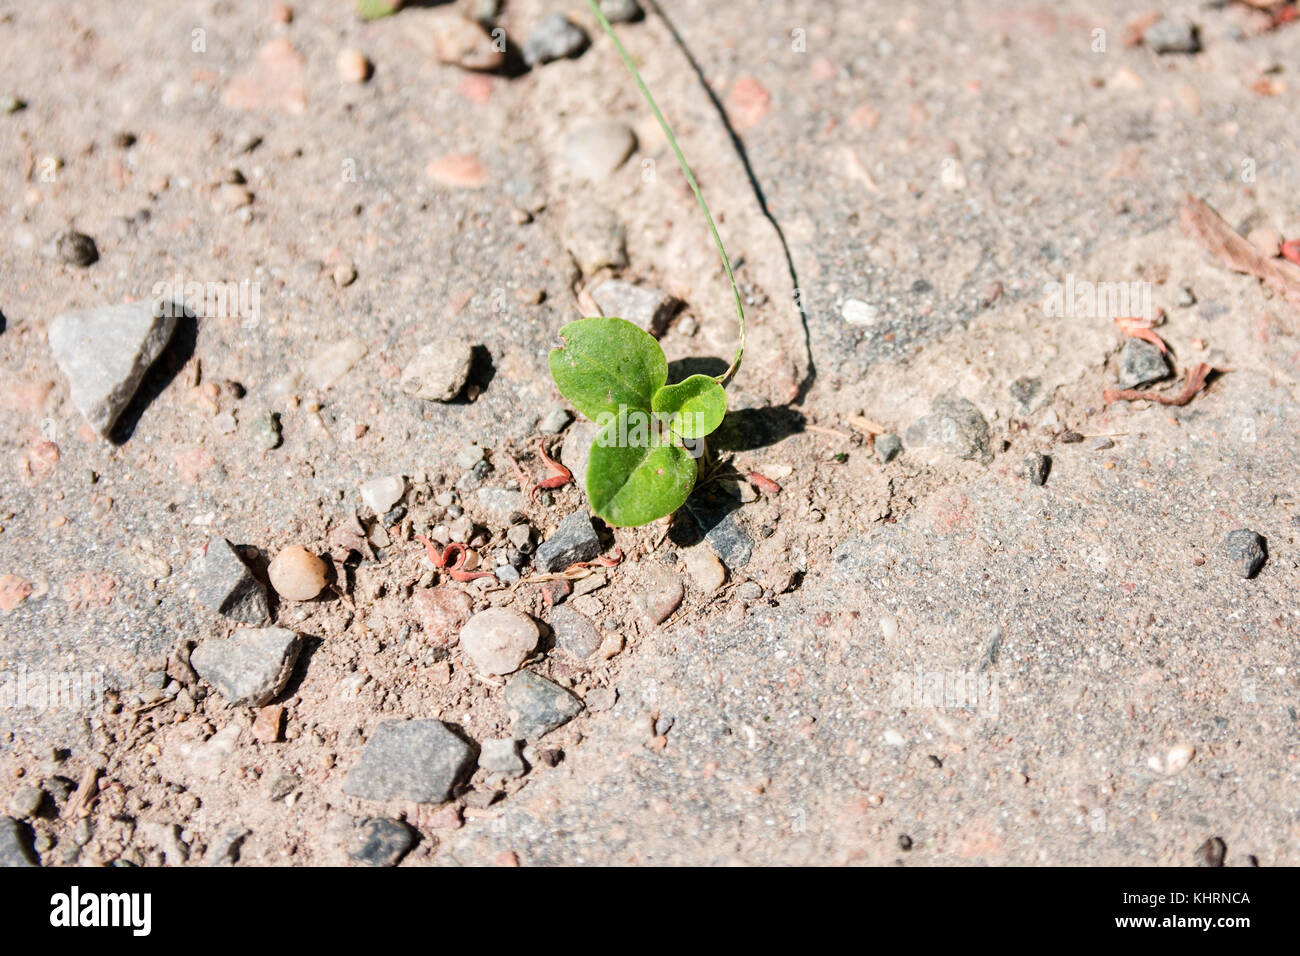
left=357, top=0, right=402, bottom=21
left=651, top=374, right=727, bottom=440
left=548, top=317, right=667, bottom=422
left=586, top=409, right=697, bottom=527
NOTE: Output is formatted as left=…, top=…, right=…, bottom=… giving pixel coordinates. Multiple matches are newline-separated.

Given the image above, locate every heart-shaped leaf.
left=549, top=317, right=667, bottom=422
left=651, top=374, right=727, bottom=440
left=586, top=409, right=697, bottom=527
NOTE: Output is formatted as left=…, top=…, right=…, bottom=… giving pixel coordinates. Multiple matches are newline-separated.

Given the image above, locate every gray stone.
left=1146, top=16, right=1200, bottom=55
left=535, top=511, right=602, bottom=572
left=190, top=626, right=302, bottom=706
left=538, top=405, right=572, bottom=434
left=48, top=301, right=178, bottom=437
left=401, top=340, right=474, bottom=401
left=459, top=607, right=540, bottom=676
left=248, top=410, right=281, bottom=449
left=348, top=817, right=414, bottom=867
left=875, top=433, right=903, bottom=464
left=563, top=122, right=636, bottom=181
left=1118, top=338, right=1171, bottom=389
left=706, top=514, right=753, bottom=569
left=478, top=738, right=526, bottom=777
left=56, top=231, right=98, bottom=266
left=0, top=817, right=38, bottom=866
left=523, top=13, right=589, bottom=66
left=590, top=279, right=679, bottom=337
left=1008, top=376, right=1043, bottom=413
left=1021, top=453, right=1051, bottom=486
left=344, top=719, right=474, bottom=803
left=904, top=393, right=992, bottom=463
left=1194, top=836, right=1226, bottom=867
left=6, top=786, right=44, bottom=819
left=197, top=538, right=271, bottom=625
left=477, top=487, right=521, bottom=519
left=600, top=0, right=643, bottom=23
left=564, top=205, right=627, bottom=275
left=496, top=565, right=521, bottom=584
left=549, top=604, right=602, bottom=660
left=205, top=825, right=251, bottom=865
left=505, top=671, right=584, bottom=740
left=359, top=475, right=405, bottom=515
left=1224, top=529, right=1267, bottom=579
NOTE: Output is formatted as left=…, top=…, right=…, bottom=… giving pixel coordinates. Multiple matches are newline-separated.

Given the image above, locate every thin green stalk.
left=585, top=0, right=745, bottom=386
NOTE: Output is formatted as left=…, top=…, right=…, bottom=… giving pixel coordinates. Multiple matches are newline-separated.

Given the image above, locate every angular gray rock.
left=197, top=538, right=270, bottom=625
left=1145, top=16, right=1200, bottom=55
left=505, top=671, right=584, bottom=740
left=401, top=341, right=474, bottom=402
left=875, top=433, right=903, bottom=464
left=549, top=604, right=602, bottom=660
left=48, top=301, right=178, bottom=437
left=478, top=738, right=526, bottom=777
left=523, top=13, right=589, bottom=66
left=1118, top=338, right=1171, bottom=389
left=590, top=279, right=679, bottom=337
left=1224, top=529, right=1267, bottom=579
left=344, top=719, right=474, bottom=803
left=563, top=122, right=636, bottom=182
left=904, top=393, right=992, bottom=463
left=0, top=816, right=37, bottom=867
left=1021, top=453, right=1051, bottom=486
left=535, top=511, right=601, bottom=572
left=347, top=817, right=414, bottom=867
left=190, top=626, right=302, bottom=706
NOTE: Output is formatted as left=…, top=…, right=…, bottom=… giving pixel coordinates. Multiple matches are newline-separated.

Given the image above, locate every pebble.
left=1145, top=16, right=1201, bottom=55
left=506, top=523, right=533, bottom=551
left=197, top=537, right=271, bottom=624
left=523, top=14, right=589, bottom=66
left=426, top=153, right=488, bottom=189
left=1164, top=743, right=1195, bottom=775
left=206, top=825, right=251, bottom=865
left=734, top=581, right=762, bottom=603
left=1021, top=453, right=1051, bottom=486
left=496, top=565, right=520, bottom=584
left=56, top=231, right=99, bottom=267
left=251, top=704, right=285, bottom=743
left=359, top=475, right=405, bottom=515
left=268, top=545, right=328, bottom=601
left=48, top=302, right=178, bottom=437
left=1, top=93, right=25, bottom=113
left=879, top=616, right=899, bottom=640
left=682, top=548, right=726, bottom=593
left=1224, top=529, right=1267, bottom=579
left=1008, top=376, right=1043, bottom=413
left=538, top=405, right=572, bottom=434
left=904, top=393, right=992, bottom=463
left=305, top=338, right=367, bottom=390
left=875, top=433, right=903, bottom=464
left=337, top=49, right=372, bottom=83
left=706, top=514, right=754, bottom=569
left=642, top=573, right=684, bottom=624
left=600, top=0, right=643, bottom=23
left=563, top=122, right=637, bottom=181
left=505, top=671, right=584, bottom=740
left=1088, top=437, right=1114, bottom=451
left=459, top=608, right=539, bottom=675
left=585, top=686, right=617, bottom=712
left=535, top=512, right=602, bottom=572
left=1194, top=836, right=1226, bottom=867
left=0, top=817, right=38, bottom=866
left=190, top=626, right=303, bottom=706
left=6, top=786, right=44, bottom=819
left=414, top=587, right=474, bottom=645
left=590, top=279, right=678, bottom=336
left=478, top=738, right=526, bottom=778
left=563, top=204, right=627, bottom=275
left=549, top=605, right=603, bottom=660
left=348, top=817, right=414, bottom=866
left=400, top=340, right=475, bottom=401
left=344, top=719, right=475, bottom=803
left=432, top=14, right=505, bottom=72
left=1176, top=286, right=1197, bottom=307
left=249, top=410, right=282, bottom=449
left=1118, top=338, right=1171, bottom=389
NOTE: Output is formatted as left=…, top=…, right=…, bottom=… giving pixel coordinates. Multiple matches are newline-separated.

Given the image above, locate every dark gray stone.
left=549, top=604, right=602, bottom=660
left=348, top=817, right=414, bottom=867
left=904, top=393, right=992, bottom=463
left=505, top=671, right=584, bottom=740
left=706, top=514, right=753, bottom=569
left=190, top=626, right=301, bottom=706
left=1021, top=453, right=1051, bottom=486
left=48, top=301, right=179, bottom=437
left=0, top=816, right=37, bottom=867
left=343, top=719, right=474, bottom=803
left=535, top=511, right=601, bottom=573
left=1224, top=529, right=1267, bottom=579
left=875, top=433, right=903, bottom=464
left=1194, top=836, right=1226, bottom=867
left=56, top=231, right=98, bottom=267
left=524, top=14, right=589, bottom=66
left=1146, top=16, right=1200, bottom=55
left=1118, top=338, right=1171, bottom=389
left=197, top=538, right=270, bottom=625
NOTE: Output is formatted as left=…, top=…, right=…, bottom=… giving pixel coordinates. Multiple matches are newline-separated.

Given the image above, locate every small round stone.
left=458, top=608, right=539, bottom=676
left=57, top=231, right=99, bottom=267
left=337, top=49, right=372, bottom=83
left=268, top=545, right=328, bottom=600
left=682, top=548, right=726, bottom=593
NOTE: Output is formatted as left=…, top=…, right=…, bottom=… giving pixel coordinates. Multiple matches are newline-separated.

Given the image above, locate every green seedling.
left=356, top=0, right=403, bottom=22
left=549, top=0, right=746, bottom=528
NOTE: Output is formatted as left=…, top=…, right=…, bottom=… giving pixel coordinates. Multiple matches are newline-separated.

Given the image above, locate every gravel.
left=563, top=204, right=627, bottom=275
left=197, top=537, right=271, bottom=625
left=505, top=671, right=584, bottom=740
left=590, top=279, right=678, bottom=336
left=359, top=475, right=405, bottom=515
left=478, top=738, right=526, bottom=777
left=563, top=122, right=637, bottom=182
left=1224, top=529, right=1267, bottom=579
left=400, top=340, right=475, bottom=402
left=1145, top=16, right=1201, bottom=55
left=904, top=393, right=992, bottom=463
left=523, top=14, right=589, bottom=67
left=535, top=511, right=601, bottom=572
left=56, top=230, right=98, bottom=266
left=875, top=433, right=903, bottom=464
left=343, top=719, right=475, bottom=804
left=190, top=626, right=303, bottom=706
left=48, top=301, right=178, bottom=438
left=600, top=0, right=643, bottom=23
left=1021, top=453, right=1051, bottom=486
left=1118, top=339, right=1171, bottom=389
left=458, top=608, right=540, bottom=675
left=0, top=816, right=38, bottom=866
left=347, top=817, right=415, bottom=867
left=549, top=604, right=603, bottom=660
